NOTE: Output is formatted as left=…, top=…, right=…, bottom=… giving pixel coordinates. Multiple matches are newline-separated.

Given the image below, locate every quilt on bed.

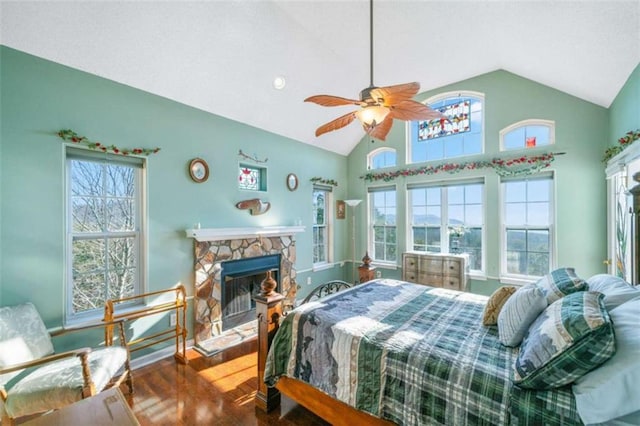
left=265, top=279, right=582, bottom=425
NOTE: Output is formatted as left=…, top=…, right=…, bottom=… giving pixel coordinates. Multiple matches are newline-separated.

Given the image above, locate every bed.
left=256, top=275, right=640, bottom=425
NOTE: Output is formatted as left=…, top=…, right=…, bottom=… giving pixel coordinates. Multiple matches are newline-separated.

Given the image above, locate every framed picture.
left=336, top=200, right=346, bottom=219
left=189, top=158, right=209, bottom=183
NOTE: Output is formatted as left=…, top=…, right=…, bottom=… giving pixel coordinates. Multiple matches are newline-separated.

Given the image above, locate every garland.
left=602, top=129, right=640, bottom=163
left=310, top=177, right=338, bottom=186
left=361, top=152, right=562, bottom=182
left=57, top=129, right=160, bottom=156
left=238, top=149, right=268, bottom=163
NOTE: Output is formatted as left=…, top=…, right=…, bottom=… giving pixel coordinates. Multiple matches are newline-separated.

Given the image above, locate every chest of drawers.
left=402, top=252, right=468, bottom=291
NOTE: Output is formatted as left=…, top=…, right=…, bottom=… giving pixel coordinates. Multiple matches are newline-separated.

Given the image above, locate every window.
left=369, top=186, right=397, bottom=263
left=408, top=91, right=484, bottom=164
left=66, top=148, right=145, bottom=322
left=368, top=147, right=396, bottom=170
left=500, top=119, right=555, bottom=151
left=408, top=181, right=484, bottom=272
left=312, top=186, right=332, bottom=265
left=501, top=175, right=554, bottom=279
left=238, top=163, right=267, bottom=191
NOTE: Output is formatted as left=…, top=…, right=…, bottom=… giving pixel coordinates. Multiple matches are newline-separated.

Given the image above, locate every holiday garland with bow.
left=361, top=152, right=562, bottom=182
left=57, top=129, right=161, bottom=156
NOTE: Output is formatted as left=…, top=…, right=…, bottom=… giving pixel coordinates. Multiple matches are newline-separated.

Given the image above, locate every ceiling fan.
left=304, top=0, right=443, bottom=141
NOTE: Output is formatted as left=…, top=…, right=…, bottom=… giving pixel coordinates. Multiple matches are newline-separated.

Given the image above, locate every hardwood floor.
left=123, top=339, right=329, bottom=425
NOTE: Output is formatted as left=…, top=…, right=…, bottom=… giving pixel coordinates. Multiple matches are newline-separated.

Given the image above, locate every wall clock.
left=286, top=173, right=298, bottom=191
left=189, top=158, right=209, bottom=183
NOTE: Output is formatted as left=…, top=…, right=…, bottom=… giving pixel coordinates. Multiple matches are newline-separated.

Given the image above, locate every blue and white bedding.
left=264, top=279, right=584, bottom=425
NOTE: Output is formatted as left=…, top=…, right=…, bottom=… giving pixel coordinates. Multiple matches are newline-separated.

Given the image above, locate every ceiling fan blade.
left=364, top=115, right=394, bottom=141
left=315, top=111, right=357, bottom=137
left=369, top=82, right=421, bottom=106
left=389, top=100, right=445, bottom=121
left=305, top=95, right=363, bottom=107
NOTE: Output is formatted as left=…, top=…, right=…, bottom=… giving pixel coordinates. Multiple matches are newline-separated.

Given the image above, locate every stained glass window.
left=238, top=165, right=260, bottom=191
left=408, top=92, right=484, bottom=163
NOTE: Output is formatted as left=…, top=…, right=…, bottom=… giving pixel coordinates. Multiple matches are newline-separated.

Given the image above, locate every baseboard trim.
left=129, top=339, right=194, bottom=370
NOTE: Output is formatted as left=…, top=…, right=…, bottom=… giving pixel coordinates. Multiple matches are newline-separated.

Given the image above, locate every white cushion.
left=3, top=346, right=127, bottom=418
left=586, top=274, right=640, bottom=311
left=572, top=296, right=640, bottom=424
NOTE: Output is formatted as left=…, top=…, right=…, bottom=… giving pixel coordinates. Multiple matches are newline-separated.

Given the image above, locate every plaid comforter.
left=264, top=279, right=581, bottom=425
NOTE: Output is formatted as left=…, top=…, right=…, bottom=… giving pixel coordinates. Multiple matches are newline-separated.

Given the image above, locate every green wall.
left=1, top=45, right=636, bottom=355
left=347, top=70, right=611, bottom=295
left=608, top=62, right=640, bottom=146
left=0, top=46, right=349, bottom=351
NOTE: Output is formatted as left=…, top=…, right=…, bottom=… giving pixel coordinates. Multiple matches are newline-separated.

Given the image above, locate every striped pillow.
left=497, top=284, right=547, bottom=347
left=536, top=267, right=587, bottom=304
left=514, top=291, right=616, bottom=389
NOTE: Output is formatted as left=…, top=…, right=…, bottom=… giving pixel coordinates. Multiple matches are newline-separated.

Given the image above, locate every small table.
left=24, top=388, right=139, bottom=426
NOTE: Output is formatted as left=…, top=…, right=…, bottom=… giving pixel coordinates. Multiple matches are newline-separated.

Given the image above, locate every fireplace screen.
left=220, top=254, right=281, bottom=331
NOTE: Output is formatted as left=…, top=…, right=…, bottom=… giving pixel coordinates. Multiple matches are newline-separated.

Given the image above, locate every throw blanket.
left=265, top=279, right=518, bottom=425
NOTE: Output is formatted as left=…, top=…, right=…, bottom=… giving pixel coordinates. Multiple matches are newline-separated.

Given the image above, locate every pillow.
left=535, top=267, right=587, bottom=304
left=497, top=283, right=547, bottom=347
left=482, top=286, right=516, bottom=326
left=514, top=291, right=615, bottom=390
left=572, top=296, right=640, bottom=424
left=586, top=274, right=640, bottom=311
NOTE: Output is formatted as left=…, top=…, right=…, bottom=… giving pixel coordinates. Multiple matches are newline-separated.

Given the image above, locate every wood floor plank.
left=123, top=340, right=329, bottom=425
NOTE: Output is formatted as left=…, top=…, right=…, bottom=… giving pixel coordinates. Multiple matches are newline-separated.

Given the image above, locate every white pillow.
left=572, top=296, right=640, bottom=424
left=586, top=274, right=640, bottom=311
left=497, top=283, right=547, bottom=347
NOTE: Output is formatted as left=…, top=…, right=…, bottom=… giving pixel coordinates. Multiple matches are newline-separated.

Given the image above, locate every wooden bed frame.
left=254, top=289, right=394, bottom=426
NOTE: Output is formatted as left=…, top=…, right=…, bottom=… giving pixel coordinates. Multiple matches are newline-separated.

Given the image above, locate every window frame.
left=368, top=185, right=398, bottom=265
left=407, top=179, right=486, bottom=275
left=500, top=173, right=555, bottom=283
left=312, top=185, right=333, bottom=268
left=367, top=147, right=397, bottom=170
left=499, top=119, right=555, bottom=151
left=407, top=90, right=485, bottom=164
left=65, top=147, right=147, bottom=325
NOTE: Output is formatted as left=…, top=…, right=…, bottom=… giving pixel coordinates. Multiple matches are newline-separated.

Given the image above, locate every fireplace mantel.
left=185, top=226, right=305, bottom=242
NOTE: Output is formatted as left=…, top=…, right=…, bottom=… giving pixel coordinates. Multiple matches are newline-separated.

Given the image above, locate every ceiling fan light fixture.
left=355, top=105, right=389, bottom=126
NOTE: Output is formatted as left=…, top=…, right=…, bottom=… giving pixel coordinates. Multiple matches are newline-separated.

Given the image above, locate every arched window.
left=408, top=91, right=484, bottom=164
left=500, top=119, right=555, bottom=151
left=368, top=147, right=397, bottom=170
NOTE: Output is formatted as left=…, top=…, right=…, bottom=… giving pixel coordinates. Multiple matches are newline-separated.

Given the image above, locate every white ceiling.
left=1, top=0, right=639, bottom=156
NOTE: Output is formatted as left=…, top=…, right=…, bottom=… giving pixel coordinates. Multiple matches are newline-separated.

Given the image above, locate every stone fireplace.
left=188, top=226, right=303, bottom=350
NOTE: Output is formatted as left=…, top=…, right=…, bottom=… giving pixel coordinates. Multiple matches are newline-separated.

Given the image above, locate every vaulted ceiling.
left=2, top=1, right=639, bottom=155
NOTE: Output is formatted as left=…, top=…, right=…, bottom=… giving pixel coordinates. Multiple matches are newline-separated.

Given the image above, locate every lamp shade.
left=344, top=199, right=362, bottom=207
left=355, top=105, right=389, bottom=126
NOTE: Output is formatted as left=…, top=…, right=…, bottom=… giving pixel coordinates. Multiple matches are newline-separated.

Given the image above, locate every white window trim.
left=406, top=178, right=486, bottom=275
left=367, top=147, right=397, bottom=170
left=312, top=186, right=333, bottom=267
left=367, top=184, right=398, bottom=266
left=499, top=173, right=556, bottom=283
left=499, top=119, right=555, bottom=151
left=64, top=145, right=147, bottom=326
left=406, top=90, right=485, bottom=164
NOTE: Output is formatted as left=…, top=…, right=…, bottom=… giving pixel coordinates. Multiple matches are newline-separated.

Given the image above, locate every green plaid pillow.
left=535, top=267, right=587, bottom=304
left=514, top=291, right=615, bottom=390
